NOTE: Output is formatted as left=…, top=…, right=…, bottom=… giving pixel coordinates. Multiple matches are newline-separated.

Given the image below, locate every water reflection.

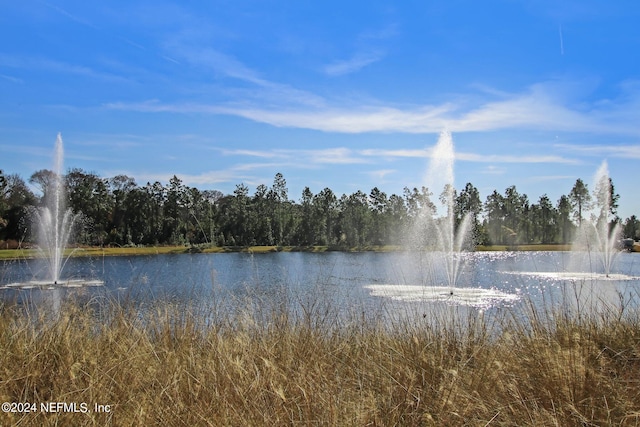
left=1, top=251, right=639, bottom=324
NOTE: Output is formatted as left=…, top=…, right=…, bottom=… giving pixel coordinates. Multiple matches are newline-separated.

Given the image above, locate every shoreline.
left=3, top=243, right=626, bottom=260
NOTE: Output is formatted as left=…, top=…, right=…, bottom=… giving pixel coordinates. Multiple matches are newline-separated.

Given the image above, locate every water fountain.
left=365, top=131, right=517, bottom=307
left=36, top=133, right=78, bottom=285
left=1, top=134, right=103, bottom=290
left=569, top=161, right=625, bottom=279
left=420, top=129, right=474, bottom=290
left=506, top=160, right=636, bottom=283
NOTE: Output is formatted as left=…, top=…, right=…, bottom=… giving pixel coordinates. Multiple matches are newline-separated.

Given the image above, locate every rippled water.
left=2, top=251, right=639, bottom=321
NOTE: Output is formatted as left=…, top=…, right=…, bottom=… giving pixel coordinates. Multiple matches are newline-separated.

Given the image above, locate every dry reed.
left=0, top=287, right=639, bottom=426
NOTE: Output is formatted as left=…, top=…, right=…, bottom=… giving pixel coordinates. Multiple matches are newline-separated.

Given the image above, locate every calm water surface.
left=2, top=251, right=640, bottom=320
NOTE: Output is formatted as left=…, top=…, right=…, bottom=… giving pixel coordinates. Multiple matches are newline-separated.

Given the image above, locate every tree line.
left=0, top=168, right=638, bottom=249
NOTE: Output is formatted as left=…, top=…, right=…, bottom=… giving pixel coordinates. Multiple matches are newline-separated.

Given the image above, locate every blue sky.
left=1, top=0, right=639, bottom=219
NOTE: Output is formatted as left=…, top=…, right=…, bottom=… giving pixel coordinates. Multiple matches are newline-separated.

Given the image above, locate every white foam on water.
left=503, top=271, right=640, bottom=281
left=364, top=284, right=519, bottom=307
left=0, top=279, right=104, bottom=290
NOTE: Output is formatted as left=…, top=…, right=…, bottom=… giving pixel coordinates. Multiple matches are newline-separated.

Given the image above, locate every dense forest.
left=0, top=168, right=638, bottom=249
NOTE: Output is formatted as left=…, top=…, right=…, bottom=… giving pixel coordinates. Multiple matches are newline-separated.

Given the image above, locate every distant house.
left=621, top=238, right=640, bottom=252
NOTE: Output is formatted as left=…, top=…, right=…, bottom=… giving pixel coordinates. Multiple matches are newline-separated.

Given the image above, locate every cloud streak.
left=117, top=161, right=290, bottom=189
left=555, top=143, right=640, bottom=159
left=40, top=1, right=98, bottom=29
left=0, top=74, right=23, bottom=84
left=104, top=24, right=640, bottom=137
left=218, top=146, right=578, bottom=165
left=0, top=54, right=130, bottom=83
left=324, top=50, right=385, bottom=76
left=106, top=79, right=640, bottom=136
left=114, top=143, right=580, bottom=189
left=168, top=46, right=326, bottom=108
left=559, top=24, right=564, bottom=55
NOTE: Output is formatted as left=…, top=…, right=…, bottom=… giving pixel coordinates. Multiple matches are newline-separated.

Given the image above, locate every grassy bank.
left=0, top=294, right=639, bottom=426
left=1, top=243, right=617, bottom=260
left=0, top=245, right=403, bottom=260
left=0, top=246, right=187, bottom=260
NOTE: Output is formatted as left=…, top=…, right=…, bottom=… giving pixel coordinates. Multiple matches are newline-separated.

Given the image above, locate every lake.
left=2, top=251, right=640, bottom=322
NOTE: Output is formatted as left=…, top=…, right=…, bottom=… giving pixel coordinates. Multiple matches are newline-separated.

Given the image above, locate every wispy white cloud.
left=448, top=83, right=601, bottom=132
left=526, top=175, right=575, bottom=182
left=456, top=152, right=579, bottom=164
left=118, top=36, right=145, bottom=50
left=481, top=165, right=506, bottom=175
left=231, top=162, right=292, bottom=172
left=367, top=169, right=396, bottom=180
left=0, top=54, right=130, bottom=83
left=220, top=148, right=288, bottom=159
left=112, top=14, right=640, bottom=136
left=0, top=144, right=52, bottom=158
left=360, top=147, right=577, bottom=164
left=132, top=170, right=241, bottom=187
left=229, top=81, right=639, bottom=134
left=178, top=47, right=265, bottom=85
left=360, top=148, right=428, bottom=158
left=324, top=50, right=385, bottom=76
left=0, top=74, right=23, bottom=84
left=162, top=55, right=181, bottom=65
left=120, top=160, right=289, bottom=188
left=72, top=133, right=148, bottom=149
left=215, top=104, right=452, bottom=133
left=167, top=45, right=326, bottom=108
left=220, top=147, right=371, bottom=165
left=105, top=77, right=640, bottom=137
left=322, top=23, right=397, bottom=76
left=555, top=143, right=640, bottom=159
left=306, top=147, right=371, bottom=164
left=40, top=1, right=98, bottom=29
left=89, top=141, right=585, bottom=192
left=559, top=24, right=564, bottom=55
left=100, top=135, right=341, bottom=187
left=204, top=145, right=581, bottom=166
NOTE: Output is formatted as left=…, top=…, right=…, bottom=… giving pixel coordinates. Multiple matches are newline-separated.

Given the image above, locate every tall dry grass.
left=0, top=288, right=639, bottom=426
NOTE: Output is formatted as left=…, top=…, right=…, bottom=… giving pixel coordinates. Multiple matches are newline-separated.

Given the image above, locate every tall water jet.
left=33, top=133, right=78, bottom=284
left=1, top=134, right=103, bottom=293
left=365, top=130, right=516, bottom=307
left=572, top=161, right=621, bottom=277
left=425, top=130, right=473, bottom=290
left=408, top=130, right=474, bottom=291
left=503, top=160, right=634, bottom=284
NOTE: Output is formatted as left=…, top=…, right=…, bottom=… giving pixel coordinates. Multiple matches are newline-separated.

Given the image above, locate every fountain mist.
left=365, top=131, right=516, bottom=307
left=34, top=133, right=78, bottom=284
left=572, top=161, right=621, bottom=277
left=412, top=130, right=473, bottom=289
